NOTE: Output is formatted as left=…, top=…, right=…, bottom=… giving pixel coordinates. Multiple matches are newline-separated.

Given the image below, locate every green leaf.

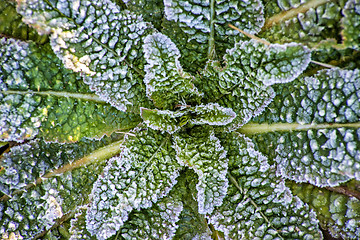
left=17, top=0, right=154, bottom=112
left=164, top=0, right=264, bottom=45
left=289, top=181, right=360, bottom=239
left=189, top=102, right=236, bottom=126
left=249, top=68, right=360, bottom=187
left=162, top=0, right=264, bottom=72
left=173, top=127, right=228, bottom=214
left=210, top=132, right=322, bottom=239
left=261, top=0, right=345, bottom=47
left=86, top=129, right=181, bottom=239
left=120, top=194, right=183, bottom=239
left=173, top=169, right=213, bottom=239
left=0, top=135, right=119, bottom=238
left=341, top=0, right=360, bottom=50
left=143, top=32, right=201, bottom=109
left=124, top=0, right=164, bottom=29
left=0, top=0, right=48, bottom=44
left=198, top=39, right=310, bottom=130
left=0, top=38, right=140, bottom=142
left=141, top=108, right=184, bottom=134
left=140, top=103, right=235, bottom=134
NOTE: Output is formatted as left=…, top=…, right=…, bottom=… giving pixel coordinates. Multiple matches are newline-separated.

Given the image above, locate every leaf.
left=69, top=205, right=93, bottom=240
left=140, top=103, right=235, bottom=134
left=124, top=0, right=165, bottom=30
left=17, top=0, right=154, bottom=112
left=162, top=0, right=264, bottom=72
left=0, top=134, right=123, bottom=201
left=341, top=0, right=360, bottom=50
left=173, top=127, right=228, bottom=214
left=261, top=0, right=344, bottom=47
left=209, top=132, right=322, bottom=239
left=0, top=135, right=117, bottom=238
left=143, top=32, right=201, bottom=109
left=86, top=129, right=181, bottom=239
left=173, top=170, right=213, bottom=239
left=164, top=0, right=264, bottom=41
left=140, top=108, right=184, bottom=134
left=198, top=39, right=310, bottom=130
left=249, top=68, right=360, bottom=187
left=0, top=0, right=48, bottom=44
left=289, top=181, right=360, bottom=239
left=188, top=102, right=236, bottom=126
left=0, top=38, right=140, bottom=142
left=120, top=194, right=183, bottom=239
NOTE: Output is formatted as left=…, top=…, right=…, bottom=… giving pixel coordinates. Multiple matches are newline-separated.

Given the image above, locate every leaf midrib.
left=239, top=122, right=360, bottom=135
left=1, top=89, right=107, bottom=103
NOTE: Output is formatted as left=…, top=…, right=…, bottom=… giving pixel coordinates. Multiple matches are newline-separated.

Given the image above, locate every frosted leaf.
left=86, top=129, right=181, bottom=239
left=189, top=103, right=236, bottom=126
left=120, top=195, right=183, bottom=239
left=289, top=182, right=360, bottom=240
left=274, top=128, right=360, bottom=187
left=17, top=0, right=154, bottom=112
left=0, top=38, right=140, bottom=142
left=170, top=170, right=213, bottom=239
left=209, top=132, right=322, bottom=239
left=69, top=206, right=92, bottom=240
left=0, top=186, right=63, bottom=238
left=341, top=0, right=360, bottom=50
left=143, top=32, right=201, bottom=109
left=224, top=40, right=311, bottom=86
left=0, top=38, right=45, bottom=141
left=0, top=0, right=48, bottom=44
left=261, top=0, right=344, bottom=46
left=164, top=0, right=264, bottom=43
left=198, top=39, right=310, bottom=130
left=0, top=136, right=111, bottom=197
left=0, top=153, right=105, bottom=240
left=141, top=107, right=185, bottom=134
left=252, top=68, right=360, bottom=187
left=173, top=127, right=228, bottom=214
left=255, top=68, right=360, bottom=124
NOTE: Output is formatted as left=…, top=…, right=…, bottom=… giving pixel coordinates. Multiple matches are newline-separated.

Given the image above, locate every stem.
left=263, top=0, right=330, bottom=29
left=239, top=122, right=360, bottom=135
left=208, top=0, right=216, bottom=59
left=1, top=90, right=106, bottom=103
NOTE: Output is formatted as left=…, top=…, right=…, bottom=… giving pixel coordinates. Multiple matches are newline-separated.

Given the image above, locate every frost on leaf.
left=341, top=0, right=360, bottom=50
left=0, top=136, right=117, bottom=198
left=164, top=0, right=264, bottom=42
left=0, top=186, right=63, bottom=239
left=173, top=127, right=228, bottom=214
left=189, top=103, right=236, bottom=126
left=289, top=182, right=360, bottom=240
left=69, top=206, right=92, bottom=240
left=0, top=135, right=115, bottom=237
left=210, top=133, right=322, bottom=239
left=173, top=170, right=213, bottom=239
left=162, top=0, right=264, bottom=72
left=120, top=195, right=183, bottom=239
left=252, top=69, right=360, bottom=187
left=17, top=0, right=153, bottom=112
left=140, top=107, right=184, bottom=134
left=143, top=32, right=201, bottom=109
left=86, top=129, right=181, bottom=239
left=262, top=0, right=344, bottom=46
left=199, top=39, right=310, bottom=129
left=0, top=38, right=140, bottom=142
left=0, top=0, right=48, bottom=44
